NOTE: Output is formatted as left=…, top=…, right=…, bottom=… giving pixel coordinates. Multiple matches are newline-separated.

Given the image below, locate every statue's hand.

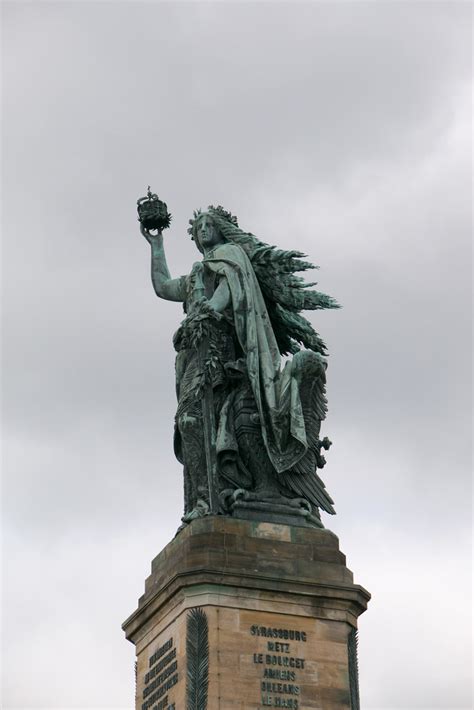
left=194, top=297, right=223, bottom=321
left=140, top=223, right=163, bottom=245
left=191, top=261, right=204, bottom=274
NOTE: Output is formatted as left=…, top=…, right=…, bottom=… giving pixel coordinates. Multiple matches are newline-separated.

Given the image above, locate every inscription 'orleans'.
left=250, top=627, right=307, bottom=709
left=142, top=637, right=178, bottom=710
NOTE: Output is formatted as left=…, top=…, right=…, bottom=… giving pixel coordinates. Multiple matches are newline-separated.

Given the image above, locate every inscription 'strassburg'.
left=250, top=626, right=308, bottom=642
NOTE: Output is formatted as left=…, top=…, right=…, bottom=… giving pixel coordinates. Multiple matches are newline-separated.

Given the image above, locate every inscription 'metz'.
left=250, top=626, right=307, bottom=709
left=142, top=637, right=178, bottom=710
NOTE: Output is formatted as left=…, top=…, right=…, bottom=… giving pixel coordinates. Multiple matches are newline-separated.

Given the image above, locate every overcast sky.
left=2, top=2, right=472, bottom=709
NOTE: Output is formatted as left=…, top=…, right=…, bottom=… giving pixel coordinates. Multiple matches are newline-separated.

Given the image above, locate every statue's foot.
left=219, top=489, right=238, bottom=513
left=181, top=498, right=210, bottom=523
left=228, top=489, right=323, bottom=529
left=232, top=488, right=279, bottom=503
left=232, top=488, right=251, bottom=502
left=286, top=497, right=312, bottom=512
left=233, top=488, right=311, bottom=510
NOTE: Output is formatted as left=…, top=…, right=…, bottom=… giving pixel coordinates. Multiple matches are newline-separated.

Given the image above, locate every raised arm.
left=141, top=225, right=184, bottom=302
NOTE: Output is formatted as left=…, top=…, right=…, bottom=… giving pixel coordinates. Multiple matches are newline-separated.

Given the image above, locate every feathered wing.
left=276, top=351, right=336, bottom=515
left=199, top=209, right=340, bottom=356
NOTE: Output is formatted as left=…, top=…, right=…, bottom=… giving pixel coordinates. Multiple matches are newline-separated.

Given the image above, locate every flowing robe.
left=204, top=243, right=311, bottom=475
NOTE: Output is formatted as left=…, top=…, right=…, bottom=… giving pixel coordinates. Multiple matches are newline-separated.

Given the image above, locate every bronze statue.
left=138, top=192, right=339, bottom=529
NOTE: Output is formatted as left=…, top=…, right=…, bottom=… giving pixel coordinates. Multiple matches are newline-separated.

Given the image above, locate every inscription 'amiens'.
left=250, top=626, right=308, bottom=709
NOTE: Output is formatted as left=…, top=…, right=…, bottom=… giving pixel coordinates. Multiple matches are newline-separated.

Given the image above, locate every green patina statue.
left=138, top=191, right=340, bottom=529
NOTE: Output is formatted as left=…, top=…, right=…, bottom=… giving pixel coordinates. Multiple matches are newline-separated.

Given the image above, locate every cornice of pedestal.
left=122, top=516, right=371, bottom=647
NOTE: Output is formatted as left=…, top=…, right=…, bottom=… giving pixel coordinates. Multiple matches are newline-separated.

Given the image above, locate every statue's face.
left=195, top=213, right=223, bottom=251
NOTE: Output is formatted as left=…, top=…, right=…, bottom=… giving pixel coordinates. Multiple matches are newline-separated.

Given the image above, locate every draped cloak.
left=204, top=242, right=312, bottom=475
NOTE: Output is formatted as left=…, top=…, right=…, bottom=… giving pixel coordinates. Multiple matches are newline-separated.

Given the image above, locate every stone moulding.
left=123, top=517, right=370, bottom=644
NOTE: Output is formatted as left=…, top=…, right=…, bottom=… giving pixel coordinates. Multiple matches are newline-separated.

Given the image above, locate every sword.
left=192, top=264, right=220, bottom=515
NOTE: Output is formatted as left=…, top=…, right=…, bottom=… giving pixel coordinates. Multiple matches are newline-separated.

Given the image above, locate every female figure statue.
left=140, top=205, right=339, bottom=528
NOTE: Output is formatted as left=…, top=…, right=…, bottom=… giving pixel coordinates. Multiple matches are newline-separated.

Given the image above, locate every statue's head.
left=188, top=206, right=239, bottom=254
left=193, top=211, right=222, bottom=253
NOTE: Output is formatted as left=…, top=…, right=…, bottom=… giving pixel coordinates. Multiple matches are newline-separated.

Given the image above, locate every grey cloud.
left=2, top=2, right=471, bottom=709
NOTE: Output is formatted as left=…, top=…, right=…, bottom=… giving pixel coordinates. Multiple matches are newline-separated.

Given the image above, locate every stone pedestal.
left=122, top=517, right=370, bottom=710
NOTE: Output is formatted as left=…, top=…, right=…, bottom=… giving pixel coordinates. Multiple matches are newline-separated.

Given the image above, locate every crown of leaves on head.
left=187, top=205, right=239, bottom=239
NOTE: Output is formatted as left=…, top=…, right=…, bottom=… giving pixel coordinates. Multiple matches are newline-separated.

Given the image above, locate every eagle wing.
left=276, top=351, right=336, bottom=515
